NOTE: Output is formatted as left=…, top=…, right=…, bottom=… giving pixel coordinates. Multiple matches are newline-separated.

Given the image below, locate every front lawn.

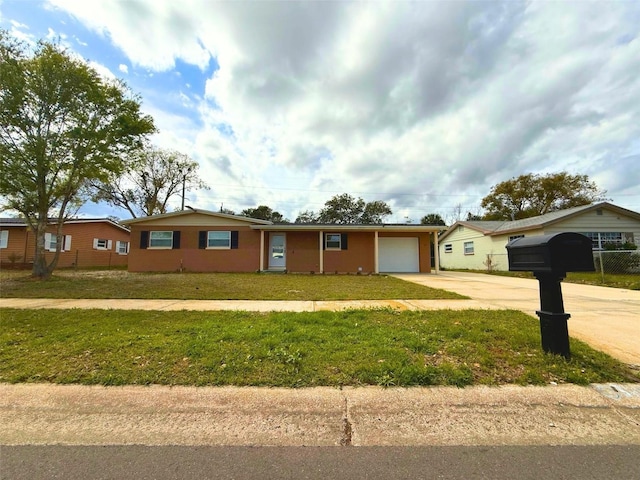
left=1, top=308, right=637, bottom=387
left=0, top=271, right=465, bottom=300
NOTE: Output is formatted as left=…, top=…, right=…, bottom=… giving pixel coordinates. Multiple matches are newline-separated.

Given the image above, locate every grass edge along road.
left=1, top=307, right=637, bottom=388
left=0, top=271, right=466, bottom=300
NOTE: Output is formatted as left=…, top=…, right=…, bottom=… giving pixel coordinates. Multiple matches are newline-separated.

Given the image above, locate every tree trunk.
left=31, top=220, right=50, bottom=279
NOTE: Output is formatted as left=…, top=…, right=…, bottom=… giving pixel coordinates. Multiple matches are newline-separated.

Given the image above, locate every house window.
left=0, top=230, right=7, bottom=249
left=208, top=231, right=231, bottom=249
left=464, top=241, right=474, bottom=255
left=44, top=233, right=71, bottom=252
left=149, top=231, right=173, bottom=248
left=116, top=241, right=129, bottom=255
left=508, top=235, right=525, bottom=243
left=325, top=233, right=341, bottom=250
left=444, top=243, right=452, bottom=253
left=46, top=233, right=57, bottom=251
left=93, top=238, right=112, bottom=250
left=583, top=232, right=623, bottom=250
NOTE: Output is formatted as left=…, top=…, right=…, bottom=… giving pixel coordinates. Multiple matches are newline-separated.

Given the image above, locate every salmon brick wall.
left=0, top=222, right=130, bottom=269
left=128, top=226, right=261, bottom=272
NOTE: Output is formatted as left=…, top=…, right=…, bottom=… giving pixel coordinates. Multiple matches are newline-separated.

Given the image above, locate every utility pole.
left=180, top=166, right=192, bottom=211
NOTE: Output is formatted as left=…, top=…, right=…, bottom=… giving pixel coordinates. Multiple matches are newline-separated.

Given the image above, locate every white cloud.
left=118, top=63, right=128, bottom=74
left=41, top=0, right=640, bottom=219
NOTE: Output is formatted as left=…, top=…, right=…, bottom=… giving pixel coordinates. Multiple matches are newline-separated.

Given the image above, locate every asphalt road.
left=3, top=445, right=640, bottom=480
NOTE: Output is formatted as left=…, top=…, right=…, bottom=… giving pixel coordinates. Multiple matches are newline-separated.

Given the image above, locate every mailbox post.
left=506, top=233, right=595, bottom=359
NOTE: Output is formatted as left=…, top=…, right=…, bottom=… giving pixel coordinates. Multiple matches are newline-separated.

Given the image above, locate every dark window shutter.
left=323, top=234, right=326, bottom=250
left=231, top=231, right=239, bottom=249
left=172, top=231, right=181, bottom=249
left=341, top=233, right=348, bottom=250
left=140, top=231, right=149, bottom=249
left=199, top=231, right=207, bottom=249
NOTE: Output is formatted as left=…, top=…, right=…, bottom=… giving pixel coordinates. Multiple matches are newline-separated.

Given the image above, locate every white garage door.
left=379, top=237, right=419, bottom=273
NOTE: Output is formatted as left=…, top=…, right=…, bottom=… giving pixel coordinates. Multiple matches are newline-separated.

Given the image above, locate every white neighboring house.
left=438, top=202, right=640, bottom=271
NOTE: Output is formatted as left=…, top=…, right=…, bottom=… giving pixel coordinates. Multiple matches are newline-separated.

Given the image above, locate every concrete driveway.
left=393, top=272, right=640, bottom=366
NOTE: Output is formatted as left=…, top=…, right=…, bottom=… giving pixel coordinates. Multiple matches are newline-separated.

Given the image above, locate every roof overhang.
left=251, top=224, right=445, bottom=233
left=0, top=218, right=129, bottom=232
left=122, top=209, right=273, bottom=226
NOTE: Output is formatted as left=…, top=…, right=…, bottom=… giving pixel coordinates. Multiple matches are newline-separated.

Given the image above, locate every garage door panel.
left=379, top=237, right=419, bottom=272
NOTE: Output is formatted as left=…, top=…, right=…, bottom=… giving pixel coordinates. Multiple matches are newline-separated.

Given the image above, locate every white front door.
left=268, top=233, right=286, bottom=269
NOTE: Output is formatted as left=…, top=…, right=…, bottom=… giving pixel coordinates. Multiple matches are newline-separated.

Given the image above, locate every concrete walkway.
left=0, top=297, right=488, bottom=312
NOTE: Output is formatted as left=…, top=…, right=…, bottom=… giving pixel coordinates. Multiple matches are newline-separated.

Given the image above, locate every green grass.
left=0, top=271, right=465, bottom=300
left=1, top=308, right=636, bottom=387
left=453, top=269, right=640, bottom=290
left=565, top=271, right=640, bottom=290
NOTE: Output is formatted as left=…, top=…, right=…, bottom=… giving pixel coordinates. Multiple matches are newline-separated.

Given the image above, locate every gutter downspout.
left=259, top=230, right=264, bottom=272
left=434, top=230, right=440, bottom=274
left=374, top=231, right=379, bottom=274
left=319, top=231, right=324, bottom=273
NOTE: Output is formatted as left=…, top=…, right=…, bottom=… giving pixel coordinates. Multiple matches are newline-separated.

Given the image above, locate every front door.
left=268, top=233, right=286, bottom=269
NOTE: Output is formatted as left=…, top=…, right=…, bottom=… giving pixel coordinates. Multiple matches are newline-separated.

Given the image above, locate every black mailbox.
left=506, top=232, right=595, bottom=275
left=505, top=232, right=595, bottom=359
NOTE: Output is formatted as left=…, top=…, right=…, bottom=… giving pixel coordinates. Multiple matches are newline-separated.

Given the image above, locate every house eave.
left=251, top=224, right=444, bottom=232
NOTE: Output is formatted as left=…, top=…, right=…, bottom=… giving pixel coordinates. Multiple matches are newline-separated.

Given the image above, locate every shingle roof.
left=439, top=202, right=640, bottom=241
left=0, top=217, right=129, bottom=232
left=0, top=218, right=28, bottom=226
left=493, top=204, right=596, bottom=232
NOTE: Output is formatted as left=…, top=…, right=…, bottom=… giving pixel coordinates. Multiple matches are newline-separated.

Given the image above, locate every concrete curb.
left=2, top=383, right=639, bottom=447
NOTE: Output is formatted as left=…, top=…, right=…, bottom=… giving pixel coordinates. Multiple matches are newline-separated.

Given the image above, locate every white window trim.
left=325, top=233, right=341, bottom=250
left=583, top=232, right=625, bottom=250
left=116, top=241, right=129, bottom=255
left=463, top=241, right=475, bottom=255
left=149, top=231, right=173, bottom=249
left=44, top=233, right=72, bottom=252
left=45, top=232, right=56, bottom=252
left=444, top=243, right=452, bottom=253
left=93, top=238, right=112, bottom=250
left=207, top=231, right=231, bottom=249
left=0, top=230, right=8, bottom=249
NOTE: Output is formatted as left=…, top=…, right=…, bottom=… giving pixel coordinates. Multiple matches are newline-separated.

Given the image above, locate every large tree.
left=0, top=32, right=155, bottom=278
left=420, top=213, right=446, bottom=226
left=315, top=194, right=392, bottom=224
left=294, top=210, right=318, bottom=224
left=481, top=172, right=607, bottom=221
left=361, top=200, right=393, bottom=224
left=241, top=205, right=287, bottom=223
left=92, top=145, right=207, bottom=218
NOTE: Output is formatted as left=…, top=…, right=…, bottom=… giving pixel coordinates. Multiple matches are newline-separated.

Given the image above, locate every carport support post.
left=533, top=272, right=571, bottom=359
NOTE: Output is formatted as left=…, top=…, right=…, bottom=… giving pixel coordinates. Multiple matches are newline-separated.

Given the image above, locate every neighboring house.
left=438, top=202, right=640, bottom=271
left=122, top=209, right=445, bottom=274
left=0, top=218, right=131, bottom=269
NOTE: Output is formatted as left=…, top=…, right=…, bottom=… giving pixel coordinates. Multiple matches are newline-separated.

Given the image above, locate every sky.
left=2, top=0, right=639, bottom=223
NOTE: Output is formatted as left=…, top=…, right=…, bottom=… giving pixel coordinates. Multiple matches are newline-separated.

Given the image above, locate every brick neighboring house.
left=123, top=209, right=445, bottom=274
left=0, top=218, right=131, bottom=269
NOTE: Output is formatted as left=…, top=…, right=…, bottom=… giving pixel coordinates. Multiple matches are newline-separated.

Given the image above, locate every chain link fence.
left=593, top=250, right=640, bottom=275
left=474, top=250, right=639, bottom=287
